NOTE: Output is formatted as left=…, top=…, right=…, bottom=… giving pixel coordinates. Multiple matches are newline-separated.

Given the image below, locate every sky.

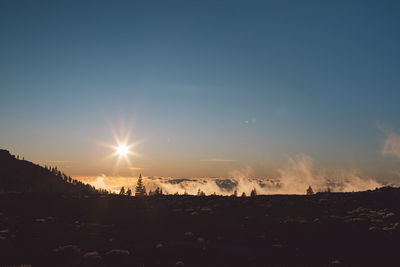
left=1, top=0, right=400, bottom=181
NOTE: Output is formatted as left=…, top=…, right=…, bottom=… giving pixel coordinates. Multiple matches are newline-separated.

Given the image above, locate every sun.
left=98, top=119, right=145, bottom=171
left=116, top=144, right=129, bottom=156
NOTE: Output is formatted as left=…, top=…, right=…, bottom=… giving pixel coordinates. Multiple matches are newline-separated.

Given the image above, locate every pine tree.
left=232, top=189, right=238, bottom=197
left=306, top=186, right=314, bottom=195
left=119, top=186, right=125, bottom=195
left=135, top=174, right=146, bottom=196
left=197, top=189, right=205, bottom=196
left=326, top=187, right=331, bottom=193
left=126, top=188, right=132, bottom=196
left=250, top=188, right=257, bottom=197
left=155, top=187, right=159, bottom=195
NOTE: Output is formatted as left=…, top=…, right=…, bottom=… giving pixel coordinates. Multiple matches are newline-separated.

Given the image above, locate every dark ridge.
left=0, top=149, right=105, bottom=194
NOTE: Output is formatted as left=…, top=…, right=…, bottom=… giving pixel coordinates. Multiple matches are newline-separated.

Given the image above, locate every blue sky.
left=1, top=1, right=400, bottom=179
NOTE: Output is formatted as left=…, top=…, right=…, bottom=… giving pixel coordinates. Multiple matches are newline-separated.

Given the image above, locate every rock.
left=383, top=223, right=399, bottom=231
left=377, top=210, right=386, bottom=217
left=200, top=207, right=212, bottom=212
left=385, top=212, right=395, bottom=218
left=347, top=207, right=366, bottom=214
left=176, top=261, right=185, bottom=266
left=53, top=244, right=81, bottom=256
left=83, top=251, right=102, bottom=262
left=370, top=218, right=384, bottom=223
left=105, top=249, right=130, bottom=256
left=345, top=217, right=364, bottom=223
left=184, top=231, right=194, bottom=238
left=104, top=249, right=130, bottom=264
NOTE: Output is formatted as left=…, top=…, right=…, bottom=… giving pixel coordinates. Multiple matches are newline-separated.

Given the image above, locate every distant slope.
left=0, top=149, right=102, bottom=194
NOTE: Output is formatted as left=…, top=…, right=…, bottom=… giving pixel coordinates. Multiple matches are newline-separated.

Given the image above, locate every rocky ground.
left=0, top=187, right=399, bottom=267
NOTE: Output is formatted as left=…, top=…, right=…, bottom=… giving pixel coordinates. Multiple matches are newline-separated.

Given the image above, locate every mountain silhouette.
left=0, top=149, right=101, bottom=194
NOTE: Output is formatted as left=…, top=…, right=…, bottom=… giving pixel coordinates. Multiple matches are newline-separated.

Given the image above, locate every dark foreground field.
left=0, top=188, right=399, bottom=267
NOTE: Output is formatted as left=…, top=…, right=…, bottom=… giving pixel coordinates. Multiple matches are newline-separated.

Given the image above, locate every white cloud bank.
left=75, top=154, right=385, bottom=195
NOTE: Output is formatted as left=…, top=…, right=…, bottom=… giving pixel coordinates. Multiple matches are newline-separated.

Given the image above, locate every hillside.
left=0, top=149, right=100, bottom=194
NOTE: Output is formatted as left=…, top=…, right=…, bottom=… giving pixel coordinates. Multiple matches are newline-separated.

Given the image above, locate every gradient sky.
left=1, top=1, right=400, bottom=179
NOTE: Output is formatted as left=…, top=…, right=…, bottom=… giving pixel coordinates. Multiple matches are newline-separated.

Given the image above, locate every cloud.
left=74, top=154, right=385, bottom=195
left=382, top=131, right=400, bottom=159
left=201, top=158, right=235, bottom=162
left=273, top=154, right=383, bottom=194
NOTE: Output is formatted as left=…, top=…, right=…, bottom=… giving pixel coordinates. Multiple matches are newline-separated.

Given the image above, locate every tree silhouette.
left=119, top=186, right=125, bottom=195
left=250, top=188, right=257, bottom=197
left=135, top=174, right=146, bottom=196
left=306, top=186, right=314, bottom=195
left=197, top=189, right=205, bottom=196
left=149, top=187, right=163, bottom=196
left=126, top=188, right=132, bottom=196
left=232, top=189, right=238, bottom=197
left=154, top=187, right=163, bottom=196
left=326, top=187, right=331, bottom=193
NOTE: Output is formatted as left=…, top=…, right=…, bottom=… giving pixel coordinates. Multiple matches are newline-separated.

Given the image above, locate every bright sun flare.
left=116, top=144, right=129, bottom=156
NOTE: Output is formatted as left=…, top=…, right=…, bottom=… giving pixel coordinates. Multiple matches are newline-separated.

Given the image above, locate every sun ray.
left=99, top=118, right=144, bottom=174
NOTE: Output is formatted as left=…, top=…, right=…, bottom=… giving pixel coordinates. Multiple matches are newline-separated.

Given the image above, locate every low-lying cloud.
left=382, top=131, right=400, bottom=159
left=75, top=154, right=386, bottom=195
